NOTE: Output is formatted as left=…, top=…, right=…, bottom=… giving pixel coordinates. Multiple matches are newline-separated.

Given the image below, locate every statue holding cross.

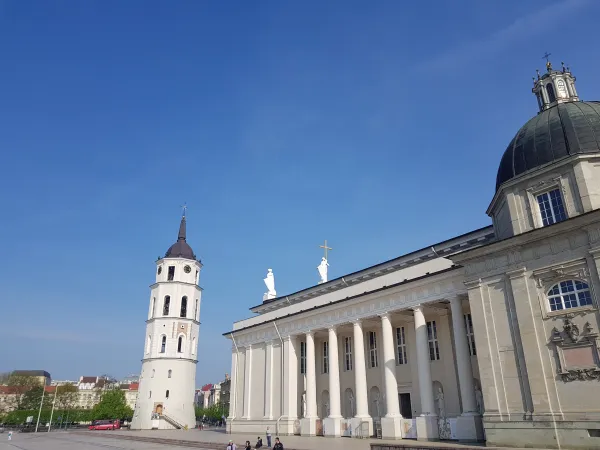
left=317, top=240, right=332, bottom=284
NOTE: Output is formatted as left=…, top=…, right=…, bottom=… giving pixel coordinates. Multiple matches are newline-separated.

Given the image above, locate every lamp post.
left=35, top=387, right=46, bottom=432
left=48, top=388, right=59, bottom=431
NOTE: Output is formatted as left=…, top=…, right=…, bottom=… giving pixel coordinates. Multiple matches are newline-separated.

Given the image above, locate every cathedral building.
left=224, top=60, right=600, bottom=449
left=131, top=213, right=202, bottom=430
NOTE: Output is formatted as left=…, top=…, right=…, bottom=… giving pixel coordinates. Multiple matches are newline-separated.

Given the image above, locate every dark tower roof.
left=164, top=215, right=197, bottom=260
left=496, top=101, right=600, bottom=191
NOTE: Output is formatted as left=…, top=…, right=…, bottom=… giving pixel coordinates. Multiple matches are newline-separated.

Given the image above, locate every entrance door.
left=399, top=393, right=412, bottom=419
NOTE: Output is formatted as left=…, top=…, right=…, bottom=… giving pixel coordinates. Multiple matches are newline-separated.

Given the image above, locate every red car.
left=89, top=419, right=120, bottom=430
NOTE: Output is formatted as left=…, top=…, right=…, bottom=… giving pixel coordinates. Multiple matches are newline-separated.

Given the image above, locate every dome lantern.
left=532, top=54, right=579, bottom=112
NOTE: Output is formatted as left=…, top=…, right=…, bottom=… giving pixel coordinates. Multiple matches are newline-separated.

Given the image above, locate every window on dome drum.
left=464, top=314, right=477, bottom=356
left=180, top=296, right=187, bottom=318
left=168, top=369, right=172, bottom=378
left=546, top=83, right=557, bottom=103
left=368, top=331, right=378, bottom=368
left=163, top=296, right=170, bottom=315
left=344, top=337, right=353, bottom=371
left=322, top=341, right=329, bottom=374
left=396, top=327, right=408, bottom=365
left=547, top=280, right=593, bottom=311
left=168, top=266, right=175, bottom=281
left=177, top=336, right=184, bottom=353
left=160, top=336, right=166, bottom=353
left=300, top=341, right=306, bottom=374
left=537, top=189, right=567, bottom=226
left=427, top=321, right=440, bottom=361
left=166, top=390, right=169, bottom=399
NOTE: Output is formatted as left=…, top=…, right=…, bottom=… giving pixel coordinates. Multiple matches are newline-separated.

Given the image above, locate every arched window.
left=166, top=390, right=170, bottom=399
left=194, top=299, right=199, bottom=320
left=177, top=336, right=184, bottom=353
left=547, top=280, right=593, bottom=311
left=149, top=391, right=152, bottom=399
left=180, top=296, right=187, bottom=318
left=163, top=296, right=170, bottom=316
left=150, top=297, right=155, bottom=318
left=160, top=335, right=167, bottom=353
left=546, top=83, right=557, bottom=103
left=168, top=369, right=172, bottom=378
left=146, top=335, right=152, bottom=354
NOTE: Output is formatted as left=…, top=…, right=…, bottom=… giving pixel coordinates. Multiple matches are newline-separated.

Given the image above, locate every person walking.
left=266, top=426, right=272, bottom=447
left=244, top=441, right=252, bottom=450
left=273, top=437, right=283, bottom=450
left=226, top=440, right=237, bottom=450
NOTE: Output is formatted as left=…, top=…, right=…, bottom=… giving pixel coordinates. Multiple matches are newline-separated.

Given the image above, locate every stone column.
left=380, top=313, right=403, bottom=439
left=301, top=331, right=317, bottom=435
left=242, top=345, right=253, bottom=420
left=449, top=296, right=484, bottom=441
left=413, top=306, right=438, bottom=440
left=264, top=340, right=274, bottom=420
left=324, top=326, right=342, bottom=436
left=282, top=336, right=298, bottom=434
left=228, top=349, right=238, bottom=420
left=352, top=320, right=373, bottom=437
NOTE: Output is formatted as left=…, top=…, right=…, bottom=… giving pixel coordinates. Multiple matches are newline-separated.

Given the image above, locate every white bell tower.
left=131, top=210, right=202, bottom=430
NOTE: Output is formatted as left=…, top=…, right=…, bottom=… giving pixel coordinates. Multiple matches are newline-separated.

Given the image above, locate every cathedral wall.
left=250, top=345, right=266, bottom=419
left=573, top=158, right=600, bottom=212
left=456, top=215, right=600, bottom=448
left=234, top=350, right=246, bottom=418
left=271, top=342, right=283, bottom=419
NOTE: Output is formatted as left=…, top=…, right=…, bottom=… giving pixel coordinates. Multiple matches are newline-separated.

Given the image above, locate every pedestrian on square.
left=245, top=440, right=252, bottom=450
left=265, top=426, right=272, bottom=447
left=226, top=439, right=237, bottom=450
left=273, top=437, right=283, bottom=450
left=255, top=436, right=263, bottom=448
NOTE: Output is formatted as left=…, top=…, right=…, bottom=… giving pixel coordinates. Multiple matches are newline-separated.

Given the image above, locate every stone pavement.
left=77, top=428, right=550, bottom=450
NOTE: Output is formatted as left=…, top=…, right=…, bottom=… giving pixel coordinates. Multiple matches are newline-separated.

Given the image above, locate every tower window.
left=547, top=280, right=593, bottom=311
left=195, top=270, right=199, bottom=285
left=194, top=299, right=199, bottom=321
left=180, top=296, right=188, bottom=318
left=177, top=336, right=184, bottom=353
left=149, top=391, right=152, bottom=399
left=168, top=369, right=172, bottom=378
left=168, top=266, right=175, bottom=281
left=163, top=296, right=170, bottom=316
left=546, top=83, right=557, bottom=103
left=151, top=369, right=155, bottom=378
left=146, top=335, right=152, bottom=354
left=150, top=297, right=155, bottom=318
left=160, top=335, right=166, bottom=353
left=166, top=390, right=170, bottom=399
left=537, top=188, right=567, bottom=226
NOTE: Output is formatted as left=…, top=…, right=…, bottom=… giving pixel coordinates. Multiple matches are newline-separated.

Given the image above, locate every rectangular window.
left=344, top=337, right=353, bottom=371
left=537, top=188, right=567, bottom=226
left=395, top=327, right=408, bottom=365
left=426, top=321, right=440, bottom=361
left=464, top=313, right=477, bottom=356
left=168, top=266, right=175, bottom=281
left=300, top=341, right=306, bottom=374
left=322, top=341, right=329, bottom=374
left=368, top=331, right=378, bottom=368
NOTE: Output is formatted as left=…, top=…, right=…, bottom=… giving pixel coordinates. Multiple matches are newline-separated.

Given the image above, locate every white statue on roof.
left=317, top=257, right=329, bottom=284
left=263, top=268, right=276, bottom=300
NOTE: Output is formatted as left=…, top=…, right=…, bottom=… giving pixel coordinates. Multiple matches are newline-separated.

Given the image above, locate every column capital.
left=379, top=312, right=392, bottom=320
left=327, top=325, right=338, bottom=333
left=352, top=318, right=363, bottom=326
left=306, top=330, right=315, bottom=337
left=412, top=304, right=424, bottom=313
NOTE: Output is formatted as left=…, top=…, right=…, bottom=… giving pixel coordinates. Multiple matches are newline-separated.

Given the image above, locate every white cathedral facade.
left=225, top=61, right=600, bottom=449
left=131, top=214, right=202, bottom=430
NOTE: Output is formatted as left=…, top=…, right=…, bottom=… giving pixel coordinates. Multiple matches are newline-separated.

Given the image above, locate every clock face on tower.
left=557, top=79, right=566, bottom=92
left=184, top=265, right=191, bottom=274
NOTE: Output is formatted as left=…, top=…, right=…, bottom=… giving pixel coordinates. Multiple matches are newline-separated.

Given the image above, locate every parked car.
left=89, top=419, right=120, bottom=431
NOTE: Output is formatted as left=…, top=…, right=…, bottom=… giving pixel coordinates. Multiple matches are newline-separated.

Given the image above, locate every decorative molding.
left=533, top=259, right=589, bottom=290
left=549, top=316, right=600, bottom=382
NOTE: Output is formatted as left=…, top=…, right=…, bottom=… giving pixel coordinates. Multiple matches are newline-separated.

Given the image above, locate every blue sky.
left=1, top=0, right=599, bottom=385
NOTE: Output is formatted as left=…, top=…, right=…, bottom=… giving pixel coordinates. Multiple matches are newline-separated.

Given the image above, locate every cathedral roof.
left=164, top=215, right=197, bottom=260
left=496, top=101, right=600, bottom=191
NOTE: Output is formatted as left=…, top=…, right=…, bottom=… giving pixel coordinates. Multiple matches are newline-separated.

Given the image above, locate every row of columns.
left=233, top=297, right=481, bottom=440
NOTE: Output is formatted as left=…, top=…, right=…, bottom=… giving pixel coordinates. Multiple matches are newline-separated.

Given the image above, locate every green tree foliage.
left=5, top=375, right=42, bottom=410
left=195, top=403, right=228, bottom=421
left=56, top=384, right=78, bottom=410
left=2, top=408, right=93, bottom=426
left=91, top=389, right=133, bottom=420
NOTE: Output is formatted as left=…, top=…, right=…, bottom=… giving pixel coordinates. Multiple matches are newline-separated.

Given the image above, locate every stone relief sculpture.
left=435, top=387, right=446, bottom=418
left=349, top=391, right=355, bottom=417
left=301, top=392, right=306, bottom=418
left=263, top=268, right=276, bottom=300
left=317, top=257, right=329, bottom=284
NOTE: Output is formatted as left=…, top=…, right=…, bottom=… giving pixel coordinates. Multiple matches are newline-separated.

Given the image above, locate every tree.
left=7, top=375, right=42, bottom=410
left=56, top=384, right=78, bottom=410
left=91, top=389, right=133, bottom=420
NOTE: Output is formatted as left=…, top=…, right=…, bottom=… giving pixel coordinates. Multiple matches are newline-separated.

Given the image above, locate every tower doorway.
left=155, top=404, right=163, bottom=415
left=399, top=393, right=412, bottom=418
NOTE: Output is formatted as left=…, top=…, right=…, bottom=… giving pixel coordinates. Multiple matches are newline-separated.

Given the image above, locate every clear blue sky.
left=1, top=0, right=599, bottom=385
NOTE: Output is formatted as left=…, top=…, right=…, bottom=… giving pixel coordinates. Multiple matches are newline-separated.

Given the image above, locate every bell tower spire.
left=532, top=54, right=579, bottom=112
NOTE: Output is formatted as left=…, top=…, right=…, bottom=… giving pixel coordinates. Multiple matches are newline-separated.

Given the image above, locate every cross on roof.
left=542, top=52, right=552, bottom=63
left=181, top=203, right=188, bottom=218
left=320, top=240, right=332, bottom=260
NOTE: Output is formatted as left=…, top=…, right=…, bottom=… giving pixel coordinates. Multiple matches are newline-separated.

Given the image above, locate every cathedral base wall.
left=229, top=419, right=295, bottom=436
left=484, top=420, right=600, bottom=449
